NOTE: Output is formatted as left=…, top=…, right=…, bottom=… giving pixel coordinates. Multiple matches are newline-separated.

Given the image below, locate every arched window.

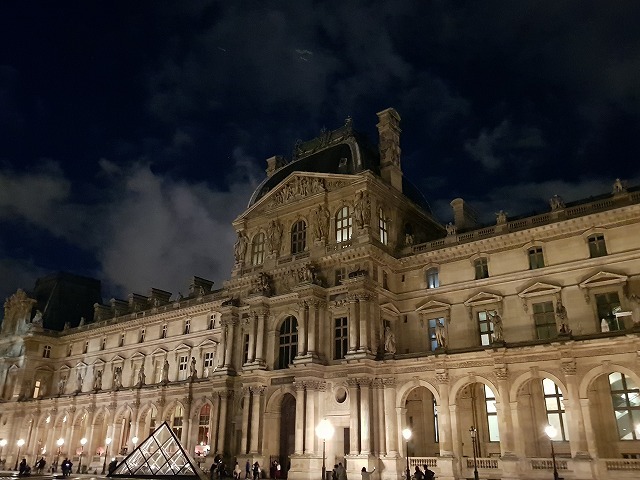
left=484, top=385, right=499, bottom=441
left=198, top=404, right=211, bottom=445
left=542, top=378, right=569, bottom=440
left=335, top=206, right=352, bottom=243
left=252, top=233, right=265, bottom=265
left=278, top=316, right=298, bottom=369
left=291, top=220, right=307, bottom=254
left=172, top=405, right=184, bottom=439
left=378, top=207, right=388, bottom=245
left=609, top=372, right=640, bottom=440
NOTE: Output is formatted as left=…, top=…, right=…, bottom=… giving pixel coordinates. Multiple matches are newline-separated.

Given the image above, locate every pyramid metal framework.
left=108, top=421, right=207, bottom=480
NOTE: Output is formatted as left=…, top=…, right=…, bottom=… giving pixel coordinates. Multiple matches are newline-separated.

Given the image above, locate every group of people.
left=34, top=457, right=47, bottom=474
left=412, top=464, right=435, bottom=480
left=18, top=458, right=31, bottom=476
left=332, top=462, right=347, bottom=480
left=60, top=457, right=74, bottom=477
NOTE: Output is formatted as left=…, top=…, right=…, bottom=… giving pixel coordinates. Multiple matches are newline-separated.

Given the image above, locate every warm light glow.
left=80, top=438, right=87, bottom=446
left=56, top=438, right=64, bottom=447
left=402, top=428, right=412, bottom=441
left=316, top=418, right=335, bottom=441
left=132, top=436, right=138, bottom=445
left=545, top=424, right=557, bottom=439
left=469, top=426, right=477, bottom=439
left=17, top=439, right=25, bottom=447
left=105, top=437, right=112, bottom=445
left=0, top=439, right=7, bottom=447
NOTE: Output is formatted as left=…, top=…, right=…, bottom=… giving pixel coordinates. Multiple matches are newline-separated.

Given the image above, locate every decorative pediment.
left=59, top=364, right=71, bottom=372
left=416, top=300, right=451, bottom=314
left=380, top=303, right=402, bottom=317
left=130, top=352, right=146, bottom=364
left=464, top=292, right=503, bottom=307
left=75, top=361, right=88, bottom=369
left=151, top=347, right=168, bottom=357
left=92, top=358, right=105, bottom=367
left=110, top=355, right=125, bottom=365
left=174, top=343, right=193, bottom=353
left=579, top=271, right=628, bottom=289
left=518, top=282, right=562, bottom=299
left=197, top=339, right=218, bottom=349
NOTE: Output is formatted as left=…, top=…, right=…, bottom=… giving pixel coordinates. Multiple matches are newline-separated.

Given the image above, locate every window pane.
left=609, top=372, right=624, bottom=390
left=487, top=416, right=500, bottom=441
left=542, top=378, right=556, bottom=395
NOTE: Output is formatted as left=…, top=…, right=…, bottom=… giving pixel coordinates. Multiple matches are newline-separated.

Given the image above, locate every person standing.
left=361, top=466, right=375, bottom=480
left=245, top=460, right=251, bottom=479
left=252, top=462, right=260, bottom=480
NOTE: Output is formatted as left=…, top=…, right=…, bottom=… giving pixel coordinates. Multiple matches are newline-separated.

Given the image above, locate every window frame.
left=608, top=372, right=640, bottom=440
left=334, top=316, right=348, bottom=360
left=426, top=267, right=440, bottom=289
left=533, top=301, right=557, bottom=339
left=335, top=206, right=353, bottom=243
left=378, top=207, right=388, bottom=245
left=587, top=234, right=608, bottom=258
left=474, top=257, right=490, bottom=279
left=251, top=232, right=265, bottom=266
left=528, top=246, right=545, bottom=270
left=43, top=345, right=51, bottom=358
left=542, top=378, right=569, bottom=441
left=291, top=220, right=307, bottom=255
left=277, top=316, right=298, bottom=369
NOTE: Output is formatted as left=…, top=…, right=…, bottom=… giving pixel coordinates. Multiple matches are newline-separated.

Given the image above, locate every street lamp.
left=316, top=419, right=334, bottom=480
left=469, top=426, right=479, bottom=480
left=545, top=425, right=560, bottom=480
left=101, top=437, right=112, bottom=475
left=77, top=437, right=87, bottom=473
left=0, top=439, right=7, bottom=464
left=132, top=436, right=138, bottom=452
left=55, top=438, right=64, bottom=472
left=402, top=428, right=412, bottom=480
left=14, top=439, right=25, bottom=471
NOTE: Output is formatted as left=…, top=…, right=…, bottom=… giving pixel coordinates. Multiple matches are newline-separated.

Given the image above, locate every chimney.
left=376, top=108, right=403, bottom=192
left=450, top=198, right=479, bottom=232
left=266, top=155, right=285, bottom=178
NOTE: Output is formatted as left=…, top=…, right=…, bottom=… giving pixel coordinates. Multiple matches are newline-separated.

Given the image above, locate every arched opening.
left=456, top=382, right=500, bottom=458
left=405, top=386, right=439, bottom=457
left=278, top=393, right=296, bottom=477
left=195, top=404, right=211, bottom=457
left=171, top=404, right=185, bottom=442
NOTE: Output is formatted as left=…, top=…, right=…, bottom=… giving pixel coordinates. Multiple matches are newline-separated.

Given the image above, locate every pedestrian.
left=275, top=461, right=281, bottom=479
left=413, top=465, right=424, bottom=480
left=423, top=465, right=435, bottom=480
left=252, top=461, right=260, bottom=480
left=245, top=460, right=251, bottom=480
left=332, top=465, right=338, bottom=480
left=234, top=462, right=242, bottom=479
left=19, top=458, right=28, bottom=476
left=337, top=462, right=347, bottom=480
left=361, top=466, right=375, bottom=480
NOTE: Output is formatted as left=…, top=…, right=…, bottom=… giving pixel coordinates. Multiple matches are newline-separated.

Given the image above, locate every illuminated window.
left=43, top=345, right=51, bottom=358
left=148, top=409, right=157, bottom=437
left=609, top=372, right=640, bottom=440
left=428, top=318, right=444, bottom=351
left=291, top=220, right=307, bottom=254
left=209, top=315, right=215, bottom=330
left=278, top=316, right=298, bottom=369
left=433, top=398, right=439, bottom=443
left=543, top=378, right=569, bottom=441
left=484, top=385, right=500, bottom=441
left=243, top=334, right=250, bottom=364
left=588, top=234, right=608, bottom=258
left=335, top=206, right=353, bottom=243
left=178, top=356, right=188, bottom=380
left=334, top=317, right=348, bottom=360
left=198, top=404, right=210, bottom=446
left=528, top=247, right=545, bottom=269
left=478, top=310, right=495, bottom=346
left=474, top=258, right=489, bottom=279
left=426, top=267, right=439, bottom=289
left=172, top=405, right=184, bottom=439
left=33, top=380, right=41, bottom=398
left=533, top=301, right=557, bottom=339
left=596, top=292, right=622, bottom=331
left=252, top=233, right=265, bottom=266
left=378, top=207, right=388, bottom=245
left=204, top=352, right=215, bottom=368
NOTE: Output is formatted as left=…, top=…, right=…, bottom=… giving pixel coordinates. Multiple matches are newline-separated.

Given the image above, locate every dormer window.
left=426, top=267, right=439, bottom=289
left=43, top=345, right=51, bottom=358
left=528, top=247, right=545, bottom=269
left=588, top=234, right=608, bottom=258
left=474, top=258, right=489, bottom=279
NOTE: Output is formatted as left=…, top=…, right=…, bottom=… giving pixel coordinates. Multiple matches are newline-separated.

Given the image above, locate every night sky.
left=2, top=1, right=640, bottom=309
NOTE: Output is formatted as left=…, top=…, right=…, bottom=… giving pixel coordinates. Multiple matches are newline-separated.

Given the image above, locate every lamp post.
left=0, top=438, right=7, bottom=464
left=77, top=438, right=87, bottom=473
left=469, top=426, right=479, bottom=480
left=402, top=428, right=412, bottom=480
left=132, top=436, right=138, bottom=451
left=14, top=439, right=25, bottom=471
left=545, top=425, right=560, bottom=480
left=55, top=438, right=64, bottom=472
left=316, top=419, right=334, bottom=480
left=101, top=437, right=112, bottom=475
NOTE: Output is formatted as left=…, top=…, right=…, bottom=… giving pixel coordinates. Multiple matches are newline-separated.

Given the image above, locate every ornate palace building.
left=1, top=108, right=640, bottom=480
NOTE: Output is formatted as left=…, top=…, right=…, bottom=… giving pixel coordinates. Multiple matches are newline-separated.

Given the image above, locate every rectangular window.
left=101, top=337, right=106, bottom=350
left=378, top=208, right=388, bottom=246
left=428, top=318, right=444, bottom=351
left=474, top=258, right=489, bottom=279
left=67, top=344, right=72, bottom=357
left=209, top=315, right=215, bottom=330
left=178, top=355, right=188, bottom=380
left=543, top=378, right=569, bottom=441
left=161, top=324, right=168, bottom=339
left=33, top=380, right=41, bottom=398
left=184, top=319, right=191, bottom=335
left=533, top=301, right=557, bottom=339
left=588, top=234, right=608, bottom=258
left=119, top=333, right=125, bottom=347
left=528, top=247, right=545, bottom=269
left=478, top=310, right=494, bottom=346
left=335, top=267, right=347, bottom=286
left=83, top=341, right=89, bottom=354
left=334, top=317, right=348, bottom=360
left=596, top=292, right=622, bottom=331
left=484, top=385, right=500, bottom=441
left=243, top=334, right=250, bottom=364
left=433, top=398, right=439, bottom=443
left=383, top=271, right=389, bottom=289
left=43, top=345, right=51, bottom=358
left=608, top=372, right=640, bottom=440
left=204, top=352, right=215, bottom=368
left=139, top=328, right=146, bottom=343
left=335, top=206, right=353, bottom=243
left=426, top=267, right=439, bottom=289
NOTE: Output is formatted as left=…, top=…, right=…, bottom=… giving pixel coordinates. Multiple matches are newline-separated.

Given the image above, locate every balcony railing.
left=530, top=458, right=569, bottom=470
left=605, top=459, right=640, bottom=470
left=466, top=457, right=499, bottom=469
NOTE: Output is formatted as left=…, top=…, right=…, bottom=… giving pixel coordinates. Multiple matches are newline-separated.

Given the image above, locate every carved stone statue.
left=252, top=272, right=272, bottom=296
left=555, top=298, right=567, bottom=321
left=137, top=364, right=146, bottom=387
left=613, top=178, right=626, bottom=194
left=629, top=294, right=640, bottom=328
left=93, top=370, right=103, bottom=390
left=32, top=310, right=43, bottom=325
left=76, top=371, right=84, bottom=392
left=384, top=326, right=396, bottom=355
left=445, top=222, right=456, bottom=236
left=435, top=321, right=446, bottom=349
left=496, top=210, right=507, bottom=225
left=2, top=289, right=37, bottom=335
left=162, top=359, right=170, bottom=383
left=234, top=231, right=248, bottom=263
left=489, top=311, right=504, bottom=343
left=313, top=205, right=330, bottom=241
left=354, top=191, right=371, bottom=228
left=189, top=357, right=197, bottom=379
left=549, top=195, right=565, bottom=210
left=58, top=376, right=67, bottom=395
left=79, top=316, right=85, bottom=326
left=267, top=220, right=283, bottom=254
left=601, top=318, right=610, bottom=332
left=113, top=366, right=122, bottom=389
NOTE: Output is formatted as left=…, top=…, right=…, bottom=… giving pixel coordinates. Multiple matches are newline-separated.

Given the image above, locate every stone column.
left=297, top=302, right=308, bottom=356
left=359, top=378, right=371, bottom=454
left=348, top=297, right=359, bottom=353
left=183, top=396, right=193, bottom=450
left=563, top=363, right=590, bottom=458
left=347, top=378, right=360, bottom=454
left=241, top=388, right=251, bottom=453
left=495, top=367, right=515, bottom=456
left=217, top=391, right=231, bottom=455
left=436, top=370, right=454, bottom=457
left=307, top=300, right=319, bottom=356
left=373, top=379, right=386, bottom=455
left=449, top=404, right=461, bottom=460
left=382, top=378, right=398, bottom=455
left=358, top=295, right=370, bottom=353
left=294, top=382, right=305, bottom=455
left=249, top=386, right=264, bottom=454
left=255, top=310, right=267, bottom=366
left=247, top=316, right=256, bottom=364
left=580, top=398, right=598, bottom=458
left=510, top=401, right=526, bottom=457
left=304, top=382, right=316, bottom=454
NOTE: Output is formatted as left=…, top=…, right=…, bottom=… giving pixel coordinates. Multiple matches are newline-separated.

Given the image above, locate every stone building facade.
left=1, top=108, right=640, bottom=480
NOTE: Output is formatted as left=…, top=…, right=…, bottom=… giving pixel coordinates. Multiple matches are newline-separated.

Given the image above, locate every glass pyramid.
left=109, top=421, right=206, bottom=480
